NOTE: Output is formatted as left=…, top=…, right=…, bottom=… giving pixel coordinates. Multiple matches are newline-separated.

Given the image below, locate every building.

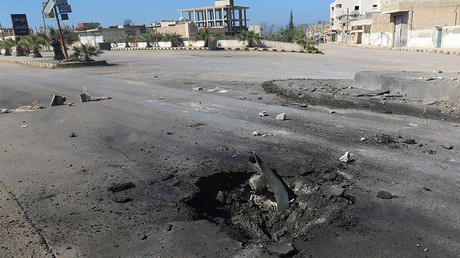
left=178, top=0, right=250, bottom=35
left=146, top=20, right=198, bottom=39
left=330, top=0, right=460, bottom=48
left=77, top=25, right=146, bottom=47
left=371, top=0, right=460, bottom=48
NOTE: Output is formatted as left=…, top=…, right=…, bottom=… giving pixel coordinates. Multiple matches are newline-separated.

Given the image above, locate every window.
left=355, top=6, right=359, bottom=10
left=337, top=4, right=342, bottom=8
left=373, top=4, right=378, bottom=10
left=332, top=7, right=335, bottom=11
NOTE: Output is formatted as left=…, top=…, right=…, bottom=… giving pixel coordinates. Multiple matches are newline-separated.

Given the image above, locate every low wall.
left=407, top=30, right=434, bottom=48
left=259, top=40, right=304, bottom=51
left=442, top=26, right=460, bottom=48
left=370, top=32, right=393, bottom=47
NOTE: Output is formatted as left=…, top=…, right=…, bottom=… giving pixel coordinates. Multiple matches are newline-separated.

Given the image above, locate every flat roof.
left=178, top=6, right=249, bottom=12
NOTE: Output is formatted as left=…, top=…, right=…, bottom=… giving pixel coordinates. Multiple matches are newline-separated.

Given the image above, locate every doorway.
left=436, top=28, right=442, bottom=48
left=394, top=13, right=409, bottom=47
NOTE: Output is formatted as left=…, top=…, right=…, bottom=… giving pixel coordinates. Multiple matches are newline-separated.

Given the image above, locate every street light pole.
left=0, top=22, right=5, bottom=40
left=155, top=21, right=159, bottom=47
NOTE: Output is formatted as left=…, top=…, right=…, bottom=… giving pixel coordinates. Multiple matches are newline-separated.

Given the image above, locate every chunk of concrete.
left=50, top=95, right=66, bottom=106
left=266, top=242, right=297, bottom=257
left=276, top=113, right=287, bottom=120
left=339, top=152, right=351, bottom=163
left=0, top=108, right=8, bottom=114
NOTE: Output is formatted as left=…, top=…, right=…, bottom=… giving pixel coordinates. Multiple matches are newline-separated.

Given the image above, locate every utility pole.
left=346, top=8, right=349, bottom=44
left=53, top=4, right=68, bottom=59
left=341, top=11, right=344, bottom=43
left=155, top=21, right=159, bottom=47
left=133, top=23, right=138, bottom=47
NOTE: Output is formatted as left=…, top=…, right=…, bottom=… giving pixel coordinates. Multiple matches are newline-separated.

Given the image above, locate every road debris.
left=69, top=132, right=77, bottom=138
left=276, top=113, right=287, bottom=120
left=80, top=86, right=111, bottom=102
left=248, top=174, right=266, bottom=193
left=443, top=144, right=453, bottom=150
left=360, top=137, right=367, bottom=141
left=207, top=87, right=219, bottom=93
left=18, top=100, right=43, bottom=111
left=0, top=108, right=8, bottom=114
left=248, top=152, right=290, bottom=210
left=67, top=102, right=74, bottom=106
left=107, top=182, right=136, bottom=192
left=253, top=131, right=262, bottom=136
left=339, top=152, right=352, bottom=163
left=403, top=139, right=417, bottom=145
left=50, top=95, right=67, bottom=106
left=329, top=110, right=336, bottom=114
left=259, top=111, right=268, bottom=117
left=376, top=190, right=393, bottom=199
left=21, top=125, right=28, bottom=128
left=193, top=87, right=203, bottom=91
left=113, top=197, right=132, bottom=203
left=266, top=242, right=297, bottom=257
left=153, top=75, right=158, bottom=78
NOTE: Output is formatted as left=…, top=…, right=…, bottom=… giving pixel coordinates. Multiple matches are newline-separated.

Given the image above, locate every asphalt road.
left=0, top=45, right=459, bottom=257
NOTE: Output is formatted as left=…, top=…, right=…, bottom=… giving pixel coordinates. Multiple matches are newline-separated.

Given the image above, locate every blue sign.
left=58, top=4, right=72, bottom=13
left=61, top=14, right=69, bottom=20
left=56, top=0, right=68, bottom=5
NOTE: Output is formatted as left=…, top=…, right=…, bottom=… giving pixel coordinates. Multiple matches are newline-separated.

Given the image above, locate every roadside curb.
left=329, top=43, right=460, bottom=55
left=112, top=46, right=324, bottom=54
left=0, top=57, right=56, bottom=68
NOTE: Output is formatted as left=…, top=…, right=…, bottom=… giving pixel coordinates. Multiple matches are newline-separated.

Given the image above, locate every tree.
left=140, top=32, right=159, bottom=48
left=118, top=35, right=135, bottom=48
left=71, top=44, right=103, bottom=62
left=11, top=37, right=25, bottom=56
left=192, top=28, right=219, bottom=47
left=22, top=34, right=47, bottom=58
left=45, top=27, right=79, bottom=49
left=0, top=39, right=14, bottom=56
left=163, top=33, right=183, bottom=47
left=237, top=31, right=263, bottom=47
left=295, top=36, right=317, bottom=50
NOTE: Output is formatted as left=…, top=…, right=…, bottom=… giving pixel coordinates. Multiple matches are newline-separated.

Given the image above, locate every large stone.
left=276, top=113, right=287, bottom=120
left=266, top=242, right=297, bottom=257
left=339, top=152, right=351, bottom=163
left=50, top=95, right=66, bottom=106
left=248, top=174, right=266, bottom=192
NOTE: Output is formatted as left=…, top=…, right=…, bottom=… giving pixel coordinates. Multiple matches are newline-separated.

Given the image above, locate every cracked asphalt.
left=1, top=45, right=459, bottom=257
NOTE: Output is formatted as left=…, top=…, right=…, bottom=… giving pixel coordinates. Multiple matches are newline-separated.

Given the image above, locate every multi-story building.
left=329, top=0, right=384, bottom=42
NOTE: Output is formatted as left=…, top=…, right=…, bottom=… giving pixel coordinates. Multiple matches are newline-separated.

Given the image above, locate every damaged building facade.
left=329, top=0, right=460, bottom=48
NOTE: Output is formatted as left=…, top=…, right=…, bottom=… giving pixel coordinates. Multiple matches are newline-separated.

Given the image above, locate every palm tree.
left=140, top=32, right=156, bottom=48
left=192, top=28, right=219, bottom=47
left=71, top=44, right=103, bottom=62
left=237, top=31, right=263, bottom=47
left=0, top=39, right=14, bottom=56
left=46, top=27, right=79, bottom=49
left=22, top=35, right=46, bottom=58
left=11, top=37, right=25, bottom=56
left=118, top=35, right=135, bottom=48
left=163, top=33, right=183, bottom=47
left=295, top=36, right=317, bottom=50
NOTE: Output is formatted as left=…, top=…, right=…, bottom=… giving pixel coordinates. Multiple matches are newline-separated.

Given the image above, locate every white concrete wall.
left=370, top=31, right=393, bottom=47
left=359, top=0, right=381, bottom=14
left=260, top=40, right=305, bottom=51
left=407, top=29, right=434, bottom=48
left=217, top=40, right=244, bottom=48
left=442, top=26, right=460, bottom=48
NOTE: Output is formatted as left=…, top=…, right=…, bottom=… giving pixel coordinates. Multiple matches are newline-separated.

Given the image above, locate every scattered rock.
left=339, top=152, right=352, bottom=163
left=426, top=150, right=436, bottom=154
left=112, top=197, right=132, bottom=203
left=31, top=100, right=41, bottom=109
left=259, top=111, right=268, bottom=117
left=324, top=185, right=345, bottom=198
left=252, top=131, right=262, bottom=136
left=165, top=224, right=173, bottom=231
left=107, top=182, right=136, bottom=192
left=403, top=139, right=417, bottom=145
left=329, top=110, right=336, bottom=114
left=276, top=113, right=287, bottom=120
left=248, top=174, right=266, bottom=193
left=0, top=108, right=8, bottom=114
left=375, top=134, right=395, bottom=144
left=360, top=137, right=367, bottom=141
left=424, top=248, right=429, bottom=252
left=80, top=94, right=89, bottom=103
left=193, top=87, right=203, bottom=91
left=50, top=94, right=66, bottom=106
left=207, top=87, right=219, bottom=93
left=266, top=242, right=297, bottom=257
left=21, top=125, right=28, bottom=128
left=153, top=75, right=158, bottom=78
left=376, top=190, right=393, bottom=199
left=443, top=144, right=453, bottom=150
left=433, top=70, right=442, bottom=73
left=67, top=102, right=74, bottom=106
left=69, top=132, right=77, bottom=138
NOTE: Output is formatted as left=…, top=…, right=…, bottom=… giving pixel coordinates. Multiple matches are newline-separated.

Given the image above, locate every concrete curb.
left=0, top=57, right=57, bottom=68
left=329, top=43, right=460, bottom=56
left=112, top=46, right=324, bottom=54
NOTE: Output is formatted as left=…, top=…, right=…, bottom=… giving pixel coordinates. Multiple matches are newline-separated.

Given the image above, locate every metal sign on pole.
left=58, top=5, right=72, bottom=14
left=11, top=14, right=30, bottom=36
left=43, top=0, right=55, bottom=15
left=42, top=2, right=55, bottom=18
left=56, top=0, right=68, bottom=5
left=61, top=14, right=69, bottom=21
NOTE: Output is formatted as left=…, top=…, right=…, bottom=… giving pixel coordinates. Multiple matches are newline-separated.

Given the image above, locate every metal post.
left=54, top=5, right=68, bottom=59
left=155, top=21, right=159, bottom=47
left=346, top=8, right=349, bottom=44
left=133, top=23, right=138, bottom=47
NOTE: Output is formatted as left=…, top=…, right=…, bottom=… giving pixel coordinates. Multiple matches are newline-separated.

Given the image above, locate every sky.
left=0, top=0, right=331, bottom=30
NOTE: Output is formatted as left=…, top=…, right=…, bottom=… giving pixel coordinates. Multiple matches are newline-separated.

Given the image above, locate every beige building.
left=371, top=0, right=460, bottom=48
left=178, top=0, right=249, bottom=35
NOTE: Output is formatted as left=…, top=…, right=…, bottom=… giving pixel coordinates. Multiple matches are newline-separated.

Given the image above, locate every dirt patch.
left=186, top=162, right=356, bottom=247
